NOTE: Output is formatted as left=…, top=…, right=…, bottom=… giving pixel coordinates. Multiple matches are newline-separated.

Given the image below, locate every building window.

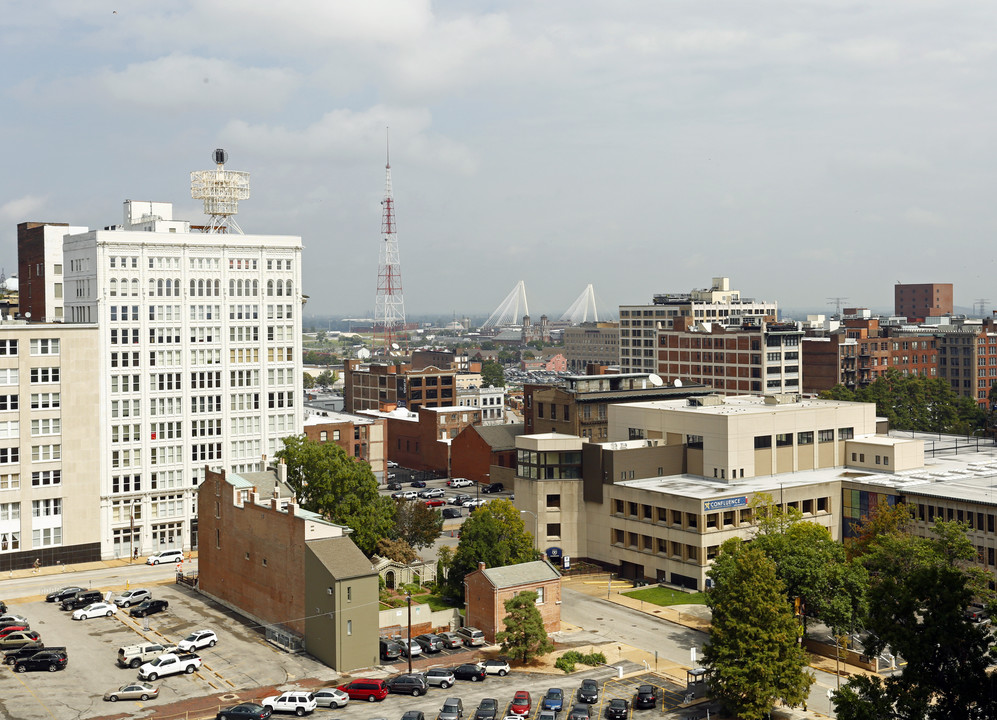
left=546, top=523, right=561, bottom=538
left=535, top=587, right=545, bottom=604
left=319, top=431, right=327, bottom=442
left=754, top=435, right=772, bottom=449
left=347, top=620, right=352, bottom=635
left=347, top=586, right=352, bottom=602
left=797, top=431, right=813, bottom=445
left=839, top=427, right=854, bottom=440
left=818, top=429, right=834, bottom=443
left=546, top=494, right=560, bottom=509
left=775, top=433, right=792, bottom=447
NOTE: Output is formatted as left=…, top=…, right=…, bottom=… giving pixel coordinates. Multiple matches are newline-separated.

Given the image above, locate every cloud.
left=902, top=207, right=945, bottom=228
left=96, top=55, right=300, bottom=112
left=222, top=105, right=477, bottom=175
left=0, top=195, right=47, bottom=222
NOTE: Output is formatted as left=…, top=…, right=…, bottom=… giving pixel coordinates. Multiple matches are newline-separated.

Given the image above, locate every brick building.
left=16, top=222, right=85, bottom=322
left=464, top=560, right=562, bottom=643
left=937, top=318, right=997, bottom=406
left=895, top=283, right=953, bottom=320
left=362, top=405, right=482, bottom=473
left=344, top=359, right=457, bottom=413
left=450, top=423, right=524, bottom=486
left=303, top=410, right=387, bottom=481
left=197, top=467, right=379, bottom=670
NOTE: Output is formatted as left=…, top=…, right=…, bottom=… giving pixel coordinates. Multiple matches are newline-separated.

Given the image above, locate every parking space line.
left=10, top=668, right=60, bottom=720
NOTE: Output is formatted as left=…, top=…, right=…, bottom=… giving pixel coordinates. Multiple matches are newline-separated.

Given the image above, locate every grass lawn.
left=622, top=586, right=705, bottom=606
left=380, top=592, right=461, bottom=612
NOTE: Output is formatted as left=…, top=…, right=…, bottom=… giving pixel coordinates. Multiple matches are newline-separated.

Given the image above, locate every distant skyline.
left=3, top=2, right=996, bottom=318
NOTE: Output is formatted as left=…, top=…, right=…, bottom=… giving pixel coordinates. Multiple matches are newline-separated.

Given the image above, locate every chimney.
left=478, top=562, right=486, bottom=572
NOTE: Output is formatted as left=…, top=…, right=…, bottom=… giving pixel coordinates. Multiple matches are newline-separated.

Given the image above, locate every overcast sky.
left=3, top=1, right=995, bottom=319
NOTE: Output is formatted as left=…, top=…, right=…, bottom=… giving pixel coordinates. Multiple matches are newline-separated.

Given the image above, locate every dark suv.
left=61, top=590, right=103, bottom=611
left=633, top=685, right=657, bottom=709
left=482, top=482, right=504, bottom=494
left=46, top=586, right=85, bottom=603
left=15, top=649, right=67, bottom=673
left=380, top=638, right=403, bottom=661
left=415, top=634, right=444, bottom=653
left=387, top=674, right=428, bottom=697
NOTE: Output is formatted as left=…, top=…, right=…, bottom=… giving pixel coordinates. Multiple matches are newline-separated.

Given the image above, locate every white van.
left=457, top=626, right=486, bottom=647
left=146, top=548, right=184, bottom=565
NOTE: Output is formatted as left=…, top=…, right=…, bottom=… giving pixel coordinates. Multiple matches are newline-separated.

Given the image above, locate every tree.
left=303, top=373, right=316, bottom=390
left=481, top=360, right=505, bottom=388
left=395, top=499, right=444, bottom=550
left=317, top=369, right=336, bottom=386
left=375, top=537, right=417, bottom=564
left=704, top=539, right=814, bottom=720
left=495, top=590, right=554, bottom=662
left=446, top=499, right=537, bottom=596
left=835, top=520, right=997, bottom=720
left=275, top=435, right=396, bottom=556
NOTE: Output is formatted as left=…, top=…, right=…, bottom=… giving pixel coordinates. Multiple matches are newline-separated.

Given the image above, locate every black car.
left=5, top=645, right=62, bottom=666
left=605, top=698, right=629, bottom=720
left=482, top=482, right=504, bottom=494
left=380, top=638, right=403, bottom=661
left=0, top=600, right=6, bottom=614
left=402, top=712, right=426, bottom=720
left=442, top=507, right=462, bottom=519
left=130, top=599, right=169, bottom=618
left=474, top=699, right=498, bottom=720
left=46, top=586, right=85, bottom=603
left=61, top=590, right=103, bottom=611
left=387, top=481, right=402, bottom=491
left=577, top=679, right=599, bottom=704
left=15, top=649, right=68, bottom=673
left=216, top=703, right=273, bottom=720
left=410, top=480, right=427, bottom=488
left=453, top=663, right=487, bottom=682
left=567, top=704, right=592, bottom=720
left=387, top=673, right=428, bottom=696
left=633, top=685, right=657, bottom=709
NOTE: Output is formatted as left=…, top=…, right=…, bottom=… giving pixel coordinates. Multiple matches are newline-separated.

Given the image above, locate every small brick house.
left=464, top=559, right=562, bottom=643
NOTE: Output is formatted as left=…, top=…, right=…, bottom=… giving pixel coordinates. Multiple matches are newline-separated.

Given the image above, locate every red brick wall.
left=17, top=222, right=51, bottom=321
left=465, top=569, right=561, bottom=643
left=198, top=469, right=307, bottom=635
left=451, top=426, right=493, bottom=483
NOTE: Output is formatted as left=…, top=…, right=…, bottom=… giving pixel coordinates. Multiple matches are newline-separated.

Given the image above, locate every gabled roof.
left=472, top=423, right=524, bottom=451
left=307, top=536, right=377, bottom=580
left=480, top=559, right=561, bottom=589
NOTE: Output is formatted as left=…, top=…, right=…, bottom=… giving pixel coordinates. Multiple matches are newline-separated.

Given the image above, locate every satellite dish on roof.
left=673, top=378, right=683, bottom=387
left=392, top=342, right=400, bottom=350
left=648, top=373, right=663, bottom=387
left=357, top=348, right=371, bottom=359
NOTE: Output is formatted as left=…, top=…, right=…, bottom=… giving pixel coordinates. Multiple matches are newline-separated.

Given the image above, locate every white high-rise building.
left=64, top=200, right=303, bottom=558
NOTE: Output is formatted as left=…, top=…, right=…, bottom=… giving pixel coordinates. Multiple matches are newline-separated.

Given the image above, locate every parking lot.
left=0, top=583, right=337, bottom=720
left=380, top=468, right=515, bottom=518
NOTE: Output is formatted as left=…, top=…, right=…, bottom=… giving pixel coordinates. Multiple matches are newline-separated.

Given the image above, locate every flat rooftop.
left=304, top=409, right=374, bottom=426
left=623, top=394, right=866, bottom=417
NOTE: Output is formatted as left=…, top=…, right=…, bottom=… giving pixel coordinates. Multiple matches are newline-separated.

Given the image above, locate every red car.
left=0, top=626, right=28, bottom=638
left=510, top=691, right=532, bottom=716
left=338, top=678, right=388, bottom=702
left=424, top=499, right=446, bottom=508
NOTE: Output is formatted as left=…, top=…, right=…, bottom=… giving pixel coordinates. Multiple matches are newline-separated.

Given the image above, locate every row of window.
left=0, top=471, right=61, bottom=491
left=754, top=427, right=853, bottom=449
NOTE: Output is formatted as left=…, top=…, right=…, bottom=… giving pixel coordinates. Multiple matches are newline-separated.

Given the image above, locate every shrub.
left=554, top=650, right=606, bottom=674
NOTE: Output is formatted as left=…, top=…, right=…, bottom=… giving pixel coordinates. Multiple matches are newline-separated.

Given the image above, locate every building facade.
left=56, top=200, right=303, bottom=558
left=563, top=323, right=620, bottom=374
left=895, top=283, right=953, bottom=319
left=17, top=222, right=87, bottom=323
left=464, top=560, right=562, bottom=643
left=303, top=410, right=387, bottom=480
left=344, top=359, right=457, bottom=414
left=937, top=319, right=997, bottom=406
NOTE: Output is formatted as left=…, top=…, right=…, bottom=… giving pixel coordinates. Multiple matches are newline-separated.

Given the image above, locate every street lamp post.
left=520, top=509, right=538, bottom=554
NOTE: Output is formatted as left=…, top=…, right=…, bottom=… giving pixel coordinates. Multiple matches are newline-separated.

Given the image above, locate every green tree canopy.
left=446, top=499, right=536, bottom=597
left=395, top=499, right=443, bottom=550
left=316, top=369, right=336, bottom=386
left=375, top=537, right=417, bottom=564
left=496, top=590, right=554, bottom=662
left=704, top=538, right=814, bottom=720
left=303, top=373, right=316, bottom=390
left=481, top=360, right=506, bottom=388
left=275, top=435, right=396, bottom=556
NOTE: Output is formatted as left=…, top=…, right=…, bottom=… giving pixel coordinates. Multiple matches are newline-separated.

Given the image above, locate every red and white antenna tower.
left=374, top=129, right=406, bottom=355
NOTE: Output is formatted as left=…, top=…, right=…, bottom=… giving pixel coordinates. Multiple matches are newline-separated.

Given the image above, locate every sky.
left=2, top=1, right=996, bottom=320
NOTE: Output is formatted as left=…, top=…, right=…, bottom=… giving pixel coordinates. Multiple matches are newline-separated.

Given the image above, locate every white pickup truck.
left=137, top=652, right=201, bottom=681
left=117, top=642, right=177, bottom=669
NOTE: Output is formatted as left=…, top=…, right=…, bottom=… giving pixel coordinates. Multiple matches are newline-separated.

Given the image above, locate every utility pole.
left=406, top=591, right=413, bottom=675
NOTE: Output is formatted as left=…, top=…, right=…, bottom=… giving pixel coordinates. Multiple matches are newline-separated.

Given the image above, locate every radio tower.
left=373, top=131, right=406, bottom=355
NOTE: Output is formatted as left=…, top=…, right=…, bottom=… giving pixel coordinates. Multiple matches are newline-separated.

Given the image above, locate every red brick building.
left=464, top=560, right=562, bottom=643
left=197, top=467, right=380, bottom=670
left=895, top=283, right=953, bottom=320
left=364, top=405, right=482, bottom=473
left=303, top=410, right=387, bottom=480
left=451, top=423, right=523, bottom=485
left=937, top=317, right=997, bottom=406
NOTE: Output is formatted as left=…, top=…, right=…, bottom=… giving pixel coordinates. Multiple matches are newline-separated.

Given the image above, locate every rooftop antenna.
left=191, top=149, right=250, bottom=234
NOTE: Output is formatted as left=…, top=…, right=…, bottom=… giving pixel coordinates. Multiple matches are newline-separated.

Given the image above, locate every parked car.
left=387, top=461, right=399, bottom=469
left=567, top=705, right=592, bottom=720
left=398, top=638, right=422, bottom=657
left=482, top=483, right=504, bottom=494
left=605, top=699, right=629, bottom=720
left=415, top=633, right=444, bottom=653
left=450, top=494, right=472, bottom=506
left=453, top=663, right=487, bottom=682
left=262, top=691, right=317, bottom=716
left=104, top=682, right=159, bottom=702
left=438, top=631, right=463, bottom=649
left=61, top=589, right=103, bottom=611
left=380, top=638, right=403, bottom=661
left=0, top=624, right=29, bottom=637
left=130, top=599, right=169, bottom=618
left=147, top=548, right=185, bottom=565
left=46, top=586, right=85, bottom=603
left=542, top=688, right=564, bottom=712
left=15, top=649, right=67, bottom=673
left=419, top=488, right=445, bottom=498
left=410, top=480, right=427, bottom=488
left=438, top=698, right=464, bottom=720
left=216, top=702, right=273, bottom=720
left=633, top=685, right=657, bottom=709
left=392, top=490, right=418, bottom=500
left=5, top=646, right=60, bottom=666
left=312, top=687, right=349, bottom=709
left=461, top=498, right=486, bottom=508
left=0, top=631, right=42, bottom=650
left=481, top=659, right=510, bottom=676
left=510, top=691, right=532, bottom=716
left=426, top=667, right=456, bottom=689
left=474, top=699, right=499, bottom=720
left=457, top=626, right=486, bottom=647
left=114, top=589, right=151, bottom=608
left=338, top=678, right=389, bottom=702
left=966, top=604, right=989, bottom=623
left=402, top=712, right=426, bottom=720
left=117, top=642, right=177, bottom=669
left=0, top=614, right=29, bottom=626
left=448, top=478, right=473, bottom=488
left=425, top=499, right=447, bottom=508
left=178, top=629, right=217, bottom=651
left=539, top=712, right=557, bottom=720
left=72, top=602, right=117, bottom=620
left=386, top=481, right=402, bottom=491
left=387, top=673, right=428, bottom=696
left=577, top=679, right=600, bottom=704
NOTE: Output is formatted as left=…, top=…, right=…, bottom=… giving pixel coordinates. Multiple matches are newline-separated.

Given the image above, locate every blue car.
left=543, top=688, right=564, bottom=712
left=410, top=480, right=427, bottom=488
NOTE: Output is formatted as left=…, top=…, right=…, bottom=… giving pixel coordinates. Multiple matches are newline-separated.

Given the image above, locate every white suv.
left=263, top=691, right=317, bottom=716
left=114, top=589, right=151, bottom=607
left=146, top=548, right=185, bottom=565
left=177, top=629, right=217, bottom=651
